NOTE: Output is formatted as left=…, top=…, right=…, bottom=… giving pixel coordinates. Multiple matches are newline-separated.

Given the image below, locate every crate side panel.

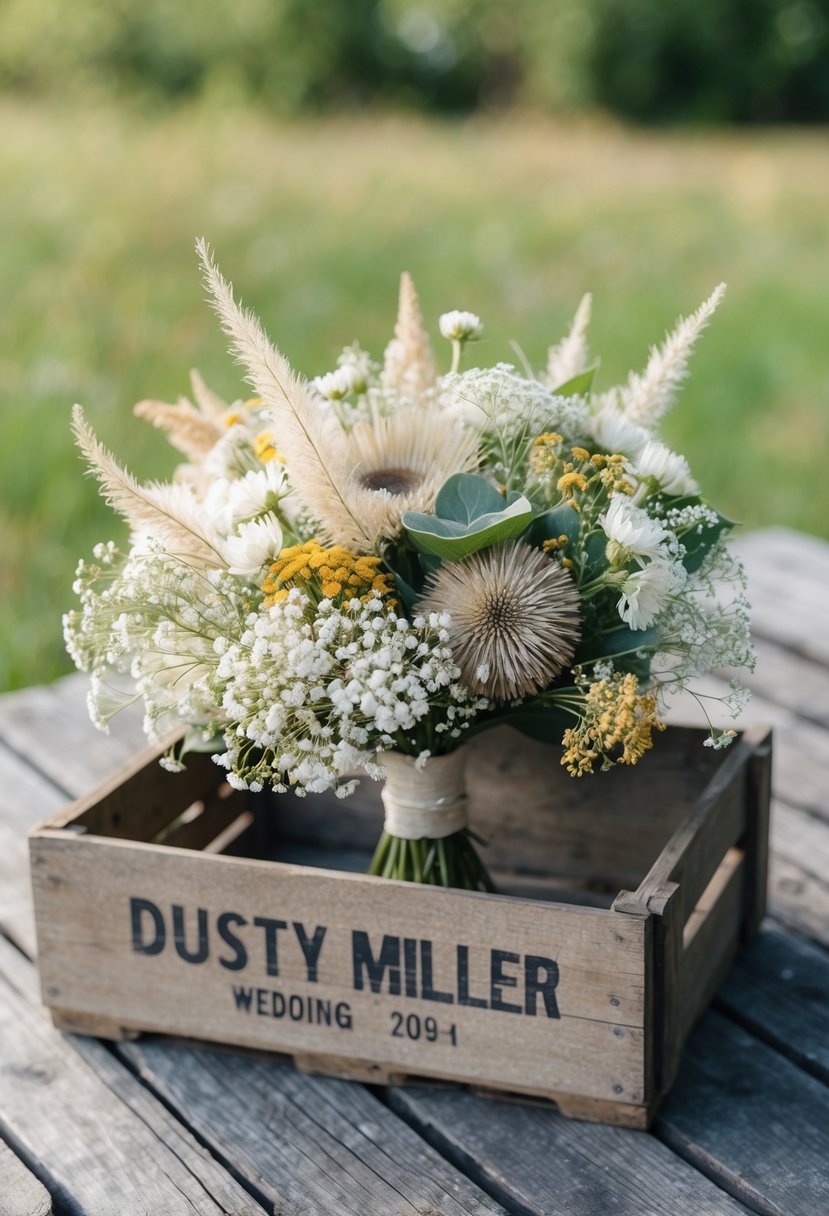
left=31, top=834, right=648, bottom=1105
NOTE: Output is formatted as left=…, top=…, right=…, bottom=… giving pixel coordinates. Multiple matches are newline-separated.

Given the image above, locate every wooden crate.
left=29, top=722, right=771, bottom=1129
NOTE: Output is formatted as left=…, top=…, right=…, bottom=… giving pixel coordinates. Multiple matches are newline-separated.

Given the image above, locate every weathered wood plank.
left=768, top=852, right=829, bottom=948
left=123, top=1039, right=505, bottom=1216
left=0, top=745, right=67, bottom=957
left=715, top=924, right=829, bottom=1084
left=736, top=634, right=829, bottom=729
left=656, top=1010, right=829, bottom=1216
left=668, top=677, right=829, bottom=822
left=733, top=528, right=829, bottom=664
left=388, top=1085, right=750, bottom=1215
left=0, top=1141, right=52, bottom=1216
left=31, top=830, right=650, bottom=1107
left=0, top=936, right=268, bottom=1216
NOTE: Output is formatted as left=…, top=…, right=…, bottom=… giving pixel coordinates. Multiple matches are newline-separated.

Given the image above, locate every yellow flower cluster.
left=591, top=453, right=634, bottom=496
left=561, top=672, right=666, bottom=776
left=530, top=432, right=563, bottom=475
left=262, top=542, right=395, bottom=607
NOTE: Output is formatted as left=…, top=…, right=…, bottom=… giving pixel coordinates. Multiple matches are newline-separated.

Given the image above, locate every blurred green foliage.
left=1, top=0, right=827, bottom=122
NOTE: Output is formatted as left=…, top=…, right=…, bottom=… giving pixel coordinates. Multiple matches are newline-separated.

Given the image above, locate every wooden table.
left=1, top=526, right=828, bottom=1216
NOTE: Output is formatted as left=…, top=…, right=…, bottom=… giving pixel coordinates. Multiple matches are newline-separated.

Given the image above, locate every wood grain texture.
left=733, top=528, right=829, bottom=664
left=30, top=830, right=649, bottom=1105
left=715, top=924, right=829, bottom=1084
left=0, top=746, right=65, bottom=957
left=657, top=1010, right=829, bottom=1216
left=122, top=1039, right=506, bottom=1216
left=389, top=1085, right=751, bottom=1215
left=0, top=936, right=267, bottom=1216
left=0, top=678, right=144, bottom=793
left=0, top=1141, right=52, bottom=1216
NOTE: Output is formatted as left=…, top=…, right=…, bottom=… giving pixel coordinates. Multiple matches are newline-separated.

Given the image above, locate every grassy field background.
left=2, top=97, right=827, bottom=691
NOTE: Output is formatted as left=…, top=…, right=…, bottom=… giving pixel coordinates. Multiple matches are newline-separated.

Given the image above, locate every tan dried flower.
left=418, top=542, right=581, bottom=701
left=381, top=272, right=438, bottom=405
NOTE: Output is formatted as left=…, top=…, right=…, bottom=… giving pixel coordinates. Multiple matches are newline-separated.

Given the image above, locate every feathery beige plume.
left=71, top=405, right=225, bottom=566
left=198, top=242, right=478, bottom=551
left=621, top=284, right=726, bottom=428
left=545, top=293, right=593, bottom=389
left=196, top=239, right=373, bottom=548
left=133, top=372, right=228, bottom=462
left=189, top=368, right=230, bottom=420
left=382, top=272, right=438, bottom=404
left=418, top=541, right=581, bottom=701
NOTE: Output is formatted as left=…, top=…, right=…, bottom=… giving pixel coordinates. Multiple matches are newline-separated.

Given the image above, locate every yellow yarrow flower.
left=262, top=542, right=395, bottom=608
left=561, top=672, right=666, bottom=776
left=530, top=432, right=563, bottom=475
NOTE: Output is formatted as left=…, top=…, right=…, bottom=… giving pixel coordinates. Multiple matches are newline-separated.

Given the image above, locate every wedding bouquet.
left=65, top=243, right=754, bottom=890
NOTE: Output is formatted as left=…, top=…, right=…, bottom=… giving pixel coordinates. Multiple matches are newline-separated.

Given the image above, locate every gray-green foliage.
left=4, top=0, right=825, bottom=121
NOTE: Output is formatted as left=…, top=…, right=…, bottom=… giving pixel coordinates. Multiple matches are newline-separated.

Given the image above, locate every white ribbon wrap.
left=379, top=750, right=469, bottom=840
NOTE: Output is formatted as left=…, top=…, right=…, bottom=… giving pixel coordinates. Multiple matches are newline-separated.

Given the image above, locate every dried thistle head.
left=418, top=541, right=581, bottom=701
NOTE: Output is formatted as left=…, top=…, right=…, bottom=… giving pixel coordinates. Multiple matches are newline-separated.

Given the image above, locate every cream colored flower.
left=382, top=272, right=438, bottom=404
left=439, top=310, right=483, bottom=342
left=618, top=559, right=684, bottom=630
left=599, top=496, right=670, bottom=565
left=418, top=541, right=581, bottom=701
left=224, top=515, right=284, bottom=577
left=334, top=407, right=479, bottom=548
left=632, top=440, right=698, bottom=496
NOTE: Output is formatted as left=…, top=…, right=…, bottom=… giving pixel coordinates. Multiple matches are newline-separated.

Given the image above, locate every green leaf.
left=551, top=367, right=596, bottom=397
left=466, top=707, right=570, bottom=745
left=403, top=496, right=533, bottom=560
left=602, top=625, right=660, bottom=656
left=434, top=473, right=506, bottom=524
left=525, top=503, right=581, bottom=549
left=393, top=571, right=419, bottom=613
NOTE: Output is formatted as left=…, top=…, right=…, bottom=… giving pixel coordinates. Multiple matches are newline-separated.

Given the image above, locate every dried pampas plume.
left=196, top=239, right=374, bottom=549
left=620, top=284, right=726, bottom=428
left=418, top=541, right=581, bottom=701
left=71, top=404, right=225, bottom=566
left=133, top=370, right=228, bottom=462
left=545, top=293, right=592, bottom=389
left=382, top=272, right=438, bottom=404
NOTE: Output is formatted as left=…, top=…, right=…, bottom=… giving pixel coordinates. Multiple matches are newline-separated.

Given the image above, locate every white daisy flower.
left=226, top=462, right=288, bottom=521
left=633, top=440, right=699, bottom=496
left=618, top=560, right=685, bottom=630
left=589, top=400, right=650, bottom=458
left=312, top=367, right=360, bottom=400
left=224, top=514, right=284, bottom=577
left=599, top=496, right=671, bottom=564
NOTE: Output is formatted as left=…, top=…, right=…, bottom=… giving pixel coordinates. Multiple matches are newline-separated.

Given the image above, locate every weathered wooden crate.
left=29, top=721, right=771, bottom=1129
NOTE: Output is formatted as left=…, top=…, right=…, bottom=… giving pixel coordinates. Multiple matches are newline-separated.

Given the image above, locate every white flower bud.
left=439, top=310, right=484, bottom=342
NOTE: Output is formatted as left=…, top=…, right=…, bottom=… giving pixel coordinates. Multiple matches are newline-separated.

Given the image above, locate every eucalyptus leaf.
left=403, top=496, right=533, bottom=560
left=551, top=367, right=596, bottom=397
left=434, top=473, right=507, bottom=524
